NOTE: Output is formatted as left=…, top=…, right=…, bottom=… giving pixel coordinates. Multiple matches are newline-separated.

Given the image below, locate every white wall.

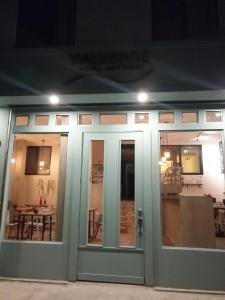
left=182, top=142, right=225, bottom=202
left=88, top=141, right=104, bottom=213
left=9, top=137, right=60, bottom=208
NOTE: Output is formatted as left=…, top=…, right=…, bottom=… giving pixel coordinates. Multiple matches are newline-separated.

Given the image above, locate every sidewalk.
left=0, top=280, right=225, bottom=300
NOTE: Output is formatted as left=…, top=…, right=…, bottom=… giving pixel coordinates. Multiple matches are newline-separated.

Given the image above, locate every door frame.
left=76, top=130, right=154, bottom=285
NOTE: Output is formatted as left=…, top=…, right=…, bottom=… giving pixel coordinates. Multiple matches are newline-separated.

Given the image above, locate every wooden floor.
left=6, top=227, right=56, bottom=241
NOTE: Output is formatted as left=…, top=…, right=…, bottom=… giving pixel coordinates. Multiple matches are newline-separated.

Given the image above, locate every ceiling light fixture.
left=39, top=140, right=45, bottom=167
left=137, top=92, right=148, bottom=103
left=11, top=135, right=17, bottom=164
left=49, top=94, right=59, bottom=105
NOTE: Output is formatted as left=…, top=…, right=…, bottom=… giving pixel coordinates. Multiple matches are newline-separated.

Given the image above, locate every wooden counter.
left=162, top=195, right=216, bottom=248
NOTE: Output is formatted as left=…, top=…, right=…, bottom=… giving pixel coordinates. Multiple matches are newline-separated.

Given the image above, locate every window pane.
left=5, top=133, right=67, bottom=242
left=79, top=114, right=92, bottom=125
left=16, top=0, right=58, bottom=48
left=120, top=140, right=135, bottom=246
left=135, top=113, right=149, bottom=124
left=35, top=115, right=49, bottom=126
left=100, top=114, right=127, bottom=125
left=161, top=130, right=225, bottom=250
left=56, top=115, right=69, bottom=125
left=88, top=141, right=104, bottom=245
left=25, top=146, right=52, bottom=175
left=152, top=0, right=186, bottom=40
left=182, top=112, right=198, bottom=123
left=206, top=111, right=222, bottom=122
left=160, top=132, right=203, bottom=175
left=15, top=116, right=29, bottom=126
left=159, top=112, right=174, bottom=123
left=152, top=0, right=219, bottom=41
left=186, top=0, right=219, bottom=38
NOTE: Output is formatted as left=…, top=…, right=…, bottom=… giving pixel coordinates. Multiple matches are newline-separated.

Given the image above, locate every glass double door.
left=78, top=132, right=145, bottom=284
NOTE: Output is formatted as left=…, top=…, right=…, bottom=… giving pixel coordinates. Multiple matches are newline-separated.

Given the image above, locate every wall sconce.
left=39, top=140, right=45, bottom=167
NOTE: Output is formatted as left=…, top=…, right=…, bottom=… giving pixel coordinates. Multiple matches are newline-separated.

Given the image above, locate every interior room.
left=5, top=133, right=66, bottom=242
left=88, top=140, right=135, bottom=246
left=161, top=130, right=225, bottom=249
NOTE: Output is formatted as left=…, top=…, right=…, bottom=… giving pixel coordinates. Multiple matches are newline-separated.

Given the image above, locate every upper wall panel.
left=76, top=0, right=151, bottom=41
left=0, top=42, right=224, bottom=96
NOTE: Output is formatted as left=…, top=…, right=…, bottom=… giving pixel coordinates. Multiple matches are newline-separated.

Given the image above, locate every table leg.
left=30, top=216, right=34, bottom=240
left=16, top=215, right=21, bottom=240
left=49, top=215, right=52, bottom=241
left=21, top=216, right=25, bottom=239
left=42, top=216, right=46, bottom=240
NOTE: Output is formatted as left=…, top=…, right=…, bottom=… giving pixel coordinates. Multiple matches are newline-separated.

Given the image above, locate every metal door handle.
left=137, top=209, right=143, bottom=236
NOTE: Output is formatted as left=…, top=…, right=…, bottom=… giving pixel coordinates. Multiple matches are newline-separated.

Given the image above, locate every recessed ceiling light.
left=197, top=135, right=208, bottom=141
left=49, top=95, right=59, bottom=104
left=137, top=92, right=148, bottom=103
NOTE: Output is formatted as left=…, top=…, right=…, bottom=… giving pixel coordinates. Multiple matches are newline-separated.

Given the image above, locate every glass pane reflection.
left=87, top=140, right=104, bottom=245
left=161, top=130, right=225, bottom=250
left=5, top=133, right=67, bottom=242
left=120, top=140, right=135, bottom=246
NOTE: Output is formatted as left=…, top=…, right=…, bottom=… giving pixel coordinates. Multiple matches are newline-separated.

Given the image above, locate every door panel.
left=77, top=132, right=145, bottom=284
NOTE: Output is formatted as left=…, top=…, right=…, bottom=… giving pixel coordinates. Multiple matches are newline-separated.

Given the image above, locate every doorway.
left=77, top=131, right=145, bottom=284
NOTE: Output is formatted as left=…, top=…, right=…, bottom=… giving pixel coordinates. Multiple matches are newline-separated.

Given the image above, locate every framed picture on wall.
left=25, top=146, right=52, bottom=175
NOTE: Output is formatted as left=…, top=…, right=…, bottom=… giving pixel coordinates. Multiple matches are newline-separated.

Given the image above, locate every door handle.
left=137, top=209, right=143, bottom=236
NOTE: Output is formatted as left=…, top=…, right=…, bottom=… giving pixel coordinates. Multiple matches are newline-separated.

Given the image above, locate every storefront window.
left=35, top=115, right=49, bottom=126
left=159, top=112, right=174, bottom=123
left=120, top=140, right=135, bottom=246
left=100, top=114, right=127, bottom=125
left=87, top=140, right=104, bottom=245
left=5, top=133, right=68, bottom=242
left=205, top=111, right=222, bottom=122
left=161, top=130, right=225, bottom=250
left=79, top=114, right=92, bottom=125
left=182, top=112, right=198, bottom=123
left=15, top=116, right=29, bottom=126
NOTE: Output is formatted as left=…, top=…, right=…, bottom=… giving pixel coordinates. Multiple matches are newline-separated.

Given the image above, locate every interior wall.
left=181, top=142, right=224, bottom=202
left=10, top=138, right=59, bottom=207
left=89, top=183, right=103, bottom=213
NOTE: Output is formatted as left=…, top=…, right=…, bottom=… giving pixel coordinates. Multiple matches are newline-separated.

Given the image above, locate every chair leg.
left=36, top=224, right=40, bottom=240
left=6, top=226, right=10, bottom=238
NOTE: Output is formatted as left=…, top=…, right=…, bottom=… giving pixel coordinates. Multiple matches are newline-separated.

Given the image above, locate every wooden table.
left=16, top=211, right=55, bottom=241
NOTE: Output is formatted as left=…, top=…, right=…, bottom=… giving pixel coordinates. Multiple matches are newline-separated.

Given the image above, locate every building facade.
left=0, top=0, right=225, bottom=291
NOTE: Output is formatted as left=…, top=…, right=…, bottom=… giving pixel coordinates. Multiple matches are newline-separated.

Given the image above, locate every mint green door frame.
left=2, top=107, right=225, bottom=290
left=77, top=132, right=146, bottom=284
left=151, top=110, right=225, bottom=291
left=0, top=108, right=11, bottom=230
left=0, top=111, right=154, bottom=285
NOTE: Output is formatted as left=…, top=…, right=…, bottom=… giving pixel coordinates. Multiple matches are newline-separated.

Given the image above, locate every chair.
left=161, top=166, right=183, bottom=199
left=5, top=210, right=19, bottom=238
left=25, top=215, right=43, bottom=240
left=216, top=209, right=225, bottom=236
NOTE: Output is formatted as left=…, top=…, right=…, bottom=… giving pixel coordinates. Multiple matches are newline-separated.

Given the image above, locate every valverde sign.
left=69, top=50, right=154, bottom=83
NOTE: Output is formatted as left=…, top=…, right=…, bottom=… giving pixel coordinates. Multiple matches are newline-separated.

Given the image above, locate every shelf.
left=182, top=183, right=203, bottom=188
